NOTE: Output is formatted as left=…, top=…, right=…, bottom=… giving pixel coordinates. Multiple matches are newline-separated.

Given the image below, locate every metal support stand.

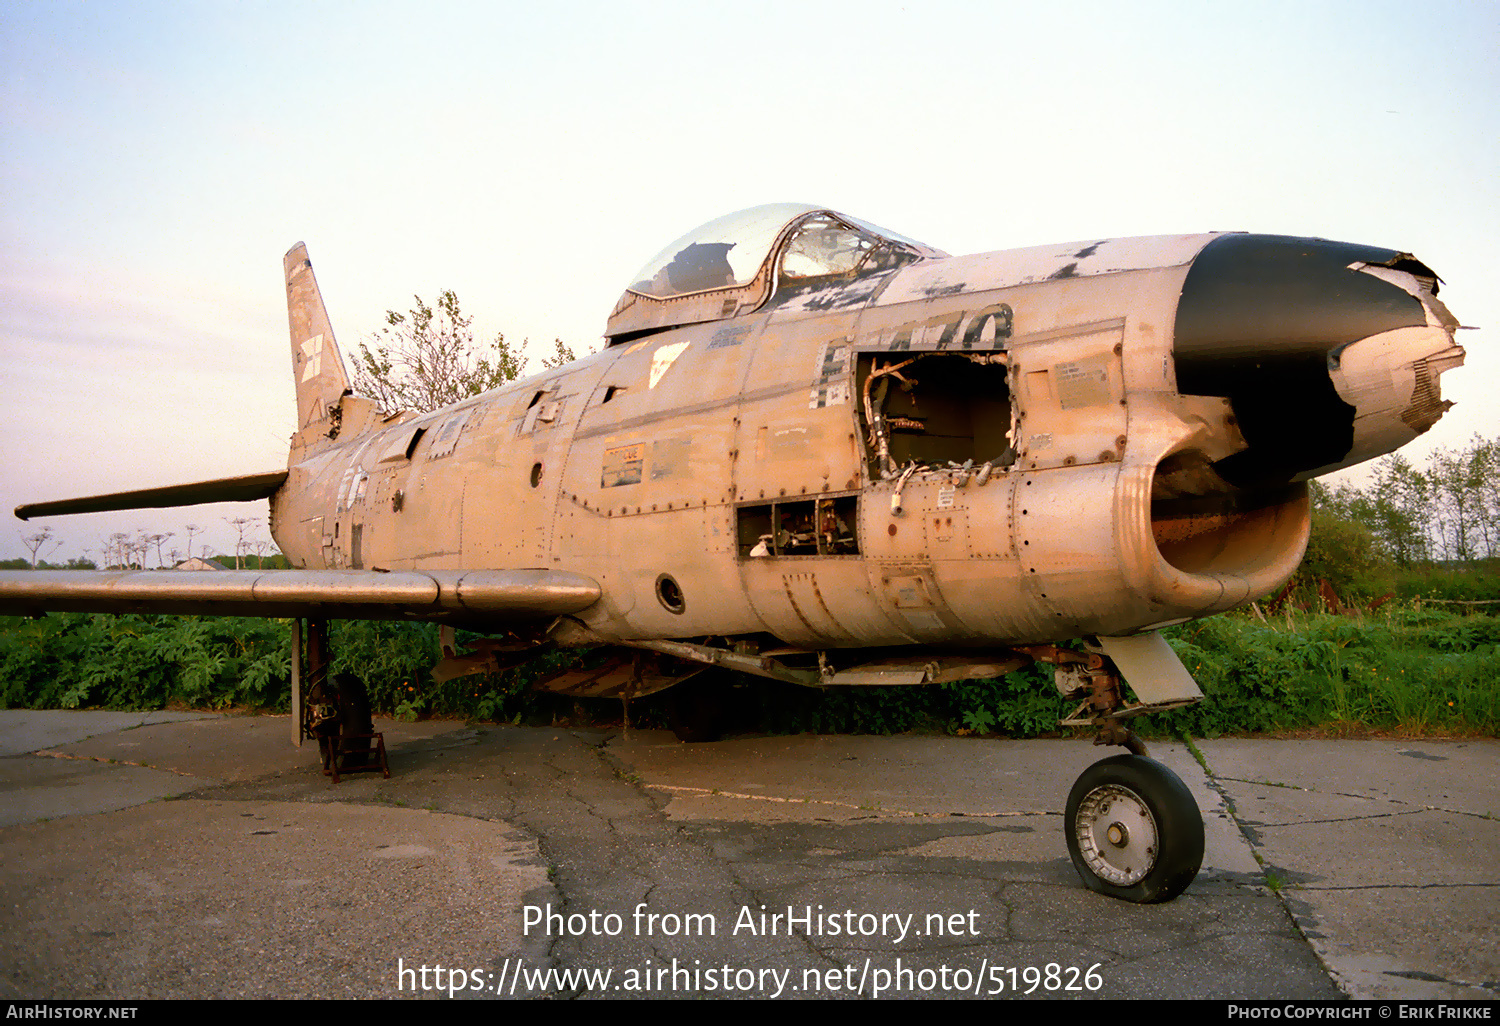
left=290, top=617, right=302, bottom=749
left=323, top=732, right=390, bottom=784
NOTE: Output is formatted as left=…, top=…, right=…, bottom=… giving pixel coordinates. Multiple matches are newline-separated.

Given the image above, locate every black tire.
left=665, top=674, right=730, bottom=743
left=304, top=675, right=339, bottom=767
left=1065, top=754, right=1204, bottom=904
left=333, top=672, right=373, bottom=767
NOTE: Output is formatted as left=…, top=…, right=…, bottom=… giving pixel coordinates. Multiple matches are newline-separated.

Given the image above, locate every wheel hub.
left=1075, top=784, right=1158, bottom=886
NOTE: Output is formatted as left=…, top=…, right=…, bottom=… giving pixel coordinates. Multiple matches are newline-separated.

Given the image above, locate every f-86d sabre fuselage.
left=6, top=203, right=1464, bottom=902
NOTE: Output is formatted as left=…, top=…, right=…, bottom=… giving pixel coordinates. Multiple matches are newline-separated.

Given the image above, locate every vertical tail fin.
left=284, top=243, right=352, bottom=446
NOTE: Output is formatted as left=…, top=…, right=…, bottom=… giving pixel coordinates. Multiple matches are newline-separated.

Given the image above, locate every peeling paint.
left=649, top=341, right=690, bottom=388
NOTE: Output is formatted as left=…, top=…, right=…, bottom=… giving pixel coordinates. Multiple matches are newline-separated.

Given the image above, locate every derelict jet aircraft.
left=1, top=204, right=1465, bottom=903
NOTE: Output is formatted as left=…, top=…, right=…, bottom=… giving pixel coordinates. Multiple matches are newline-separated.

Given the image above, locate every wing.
left=14, top=471, right=289, bottom=521
left=0, top=568, right=600, bottom=625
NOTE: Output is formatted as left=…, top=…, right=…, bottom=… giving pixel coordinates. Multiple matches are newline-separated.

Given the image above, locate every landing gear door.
left=1011, top=325, right=1128, bottom=471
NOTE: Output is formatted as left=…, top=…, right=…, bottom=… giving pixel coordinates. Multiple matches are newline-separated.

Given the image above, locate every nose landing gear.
left=1029, top=634, right=1207, bottom=904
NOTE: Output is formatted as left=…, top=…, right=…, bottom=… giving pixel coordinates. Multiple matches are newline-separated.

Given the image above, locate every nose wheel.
left=1065, top=754, right=1203, bottom=904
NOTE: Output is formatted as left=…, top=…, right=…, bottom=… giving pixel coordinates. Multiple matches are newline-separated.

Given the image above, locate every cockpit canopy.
left=605, top=203, right=945, bottom=342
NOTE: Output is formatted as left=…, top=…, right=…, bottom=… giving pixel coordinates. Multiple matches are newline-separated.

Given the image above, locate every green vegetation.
left=1157, top=606, right=1498, bottom=737
left=0, top=613, right=292, bottom=712
left=1, top=601, right=1493, bottom=737
left=350, top=290, right=578, bottom=416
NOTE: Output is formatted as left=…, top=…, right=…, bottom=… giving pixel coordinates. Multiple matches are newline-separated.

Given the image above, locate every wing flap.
left=0, top=568, right=599, bottom=623
left=14, top=471, right=289, bottom=521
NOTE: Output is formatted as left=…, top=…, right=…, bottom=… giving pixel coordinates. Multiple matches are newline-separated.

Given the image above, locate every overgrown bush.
left=0, top=613, right=289, bottom=711
left=2, top=602, right=1495, bottom=737
left=1156, top=606, right=1499, bottom=736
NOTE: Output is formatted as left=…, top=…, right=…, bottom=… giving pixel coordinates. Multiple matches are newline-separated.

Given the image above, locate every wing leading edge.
left=0, top=568, right=600, bottom=624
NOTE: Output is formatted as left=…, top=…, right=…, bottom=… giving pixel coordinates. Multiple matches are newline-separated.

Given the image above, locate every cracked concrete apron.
left=1195, top=738, right=1498, bottom=1000
left=0, top=712, right=1493, bottom=999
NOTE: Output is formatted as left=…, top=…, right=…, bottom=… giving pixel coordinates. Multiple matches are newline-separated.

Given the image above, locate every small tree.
left=1304, top=483, right=1392, bottom=600
left=352, top=291, right=524, bottom=415
left=20, top=527, right=59, bottom=568
left=225, top=517, right=259, bottom=570
left=1366, top=454, right=1433, bottom=566
left=540, top=338, right=577, bottom=369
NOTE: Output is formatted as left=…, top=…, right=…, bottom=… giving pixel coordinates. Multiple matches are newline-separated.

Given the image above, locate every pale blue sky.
left=3, top=0, right=1497, bottom=558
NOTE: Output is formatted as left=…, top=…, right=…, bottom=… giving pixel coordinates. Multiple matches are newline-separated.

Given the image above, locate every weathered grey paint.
left=4, top=212, right=1463, bottom=671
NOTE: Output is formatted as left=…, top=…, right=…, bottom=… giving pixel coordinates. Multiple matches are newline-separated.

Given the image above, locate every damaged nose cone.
left=1173, top=233, right=1464, bottom=487
left=1325, top=312, right=1464, bottom=468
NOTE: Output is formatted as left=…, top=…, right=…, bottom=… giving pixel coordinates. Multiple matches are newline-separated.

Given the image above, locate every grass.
left=3, top=603, right=1496, bottom=738
left=1153, top=604, right=1500, bottom=739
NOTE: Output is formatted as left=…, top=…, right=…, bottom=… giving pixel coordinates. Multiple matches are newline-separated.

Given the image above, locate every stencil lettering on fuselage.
left=601, top=443, right=645, bottom=487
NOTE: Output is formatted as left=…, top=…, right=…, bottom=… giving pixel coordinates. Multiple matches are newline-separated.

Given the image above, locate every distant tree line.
left=1313, top=434, right=1499, bottom=565
left=0, top=557, right=97, bottom=571
left=0, top=553, right=290, bottom=572
left=1299, top=434, right=1499, bottom=605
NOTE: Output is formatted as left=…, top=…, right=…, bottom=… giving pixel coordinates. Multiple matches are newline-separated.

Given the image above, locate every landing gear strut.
left=1029, top=636, right=1206, bottom=903
left=291, top=617, right=387, bottom=781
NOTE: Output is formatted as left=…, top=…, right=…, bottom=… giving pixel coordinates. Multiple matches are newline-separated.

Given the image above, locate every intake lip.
left=1173, top=233, right=1432, bottom=488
